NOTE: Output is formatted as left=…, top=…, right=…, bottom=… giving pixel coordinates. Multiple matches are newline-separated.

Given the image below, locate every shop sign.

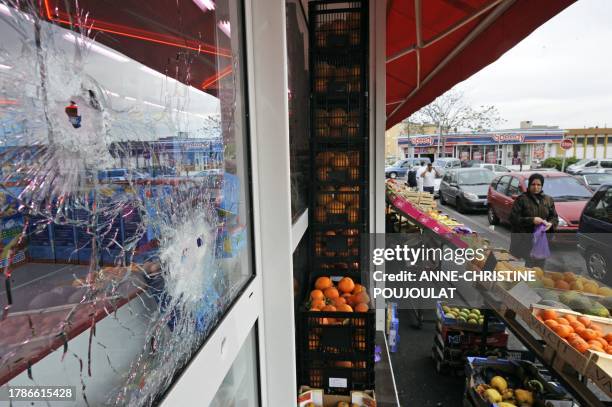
left=560, top=138, right=574, bottom=150
left=410, top=136, right=434, bottom=146
left=491, top=134, right=525, bottom=144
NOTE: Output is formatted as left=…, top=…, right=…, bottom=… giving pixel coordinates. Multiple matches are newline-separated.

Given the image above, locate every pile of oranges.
left=538, top=309, right=612, bottom=354
left=308, top=276, right=370, bottom=313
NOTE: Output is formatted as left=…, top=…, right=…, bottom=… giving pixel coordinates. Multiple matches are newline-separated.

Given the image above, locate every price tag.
left=328, top=378, right=348, bottom=388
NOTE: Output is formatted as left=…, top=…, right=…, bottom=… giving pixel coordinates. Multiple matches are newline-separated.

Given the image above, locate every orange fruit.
left=581, top=329, right=598, bottom=341
left=542, top=309, right=557, bottom=321
left=352, top=284, right=365, bottom=295
left=553, top=324, right=572, bottom=338
left=594, top=337, right=608, bottom=348
left=606, top=346, right=612, bottom=355
left=332, top=297, right=347, bottom=307
left=355, top=303, right=369, bottom=312
left=589, top=344, right=604, bottom=352
left=544, top=320, right=559, bottom=329
left=337, top=304, right=353, bottom=312
left=567, top=333, right=580, bottom=342
left=322, top=305, right=337, bottom=312
left=315, top=277, right=333, bottom=291
left=310, top=289, right=325, bottom=301
left=324, top=287, right=340, bottom=299
left=563, top=272, right=577, bottom=283
left=574, top=326, right=586, bottom=336
left=591, top=324, right=603, bottom=333
left=564, top=314, right=578, bottom=323
left=571, top=339, right=589, bottom=353
left=604, top=333, right=612, bottom=343
left=554, top=280, right=570, bottom=290
left=352, top=291, right=370, bottom=305
left=578, top=316, right=592, bottom=328
left=309, top=308, right=320, bottom=312
left=338, top=277, right=355, bottom=294
left=556, top=317, right=570, bottom=326
left=570, top=321, right=585, bottom=332
left=311, top=299, right=325, bottom=310
left=335, top=361, right=353, bottom=368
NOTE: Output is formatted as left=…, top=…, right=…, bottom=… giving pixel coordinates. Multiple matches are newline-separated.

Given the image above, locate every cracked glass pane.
left=0, top=0, right=252, bottom=405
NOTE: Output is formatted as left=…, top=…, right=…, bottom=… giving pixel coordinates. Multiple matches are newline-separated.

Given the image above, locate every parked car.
left=439, top=168, right=494, bottom=212
left=472, top=163, right=511, bottom=175
left=576, top=172, right=612, bottom=192
left=385, top=157, right=431, bottom=178
left=578, top=184, right=612, bottom=283
left=432, top=158, right=461, bottom=176
left=566, top=158, right=612, bottom=175
left=461, top=159, right=484, bottom=168
left=487, top=171, right=593, bottom=240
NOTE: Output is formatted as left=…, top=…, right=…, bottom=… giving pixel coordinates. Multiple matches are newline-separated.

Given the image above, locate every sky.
left=454, top=0, right=612, bottom=130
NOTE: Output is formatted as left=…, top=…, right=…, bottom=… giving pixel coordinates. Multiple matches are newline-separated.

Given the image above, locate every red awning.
left=386, top=0, right=575, bottom=129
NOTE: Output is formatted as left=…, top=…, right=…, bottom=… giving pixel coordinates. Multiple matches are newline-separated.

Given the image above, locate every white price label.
left=328, top=378, right=348, bottom=388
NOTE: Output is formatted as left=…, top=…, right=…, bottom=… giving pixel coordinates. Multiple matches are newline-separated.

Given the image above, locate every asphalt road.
left=436, top=200, right=588, bottom=275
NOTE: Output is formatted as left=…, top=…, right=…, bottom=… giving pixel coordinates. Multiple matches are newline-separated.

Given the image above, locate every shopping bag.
left=530, top=224, right=551, bottom=259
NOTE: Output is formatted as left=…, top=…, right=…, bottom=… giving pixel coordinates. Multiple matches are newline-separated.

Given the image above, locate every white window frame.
left=161, top=0, right=296, bottom=405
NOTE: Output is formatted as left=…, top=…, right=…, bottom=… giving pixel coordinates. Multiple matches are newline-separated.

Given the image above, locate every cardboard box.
left=298, top=386, right=376, bottom=407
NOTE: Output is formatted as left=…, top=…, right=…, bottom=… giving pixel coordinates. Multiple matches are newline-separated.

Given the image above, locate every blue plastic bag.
left=530, top=223, right=551, bottom=259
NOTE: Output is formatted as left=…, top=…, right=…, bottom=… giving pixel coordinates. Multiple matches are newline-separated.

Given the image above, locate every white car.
left=472, top=163, right=511, bottom=176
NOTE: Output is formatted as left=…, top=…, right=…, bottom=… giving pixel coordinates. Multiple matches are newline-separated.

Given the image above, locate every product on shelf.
left=437, top=301, right=505, bottom=332
left=466, top=358, right=572, bottom=407
left=535, top=307, right=612, bottom=354
left=308, top=276, right=370, bottom=314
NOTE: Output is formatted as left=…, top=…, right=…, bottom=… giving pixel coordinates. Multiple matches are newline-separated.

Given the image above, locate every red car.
left=486, top=171, right=593, bottom=238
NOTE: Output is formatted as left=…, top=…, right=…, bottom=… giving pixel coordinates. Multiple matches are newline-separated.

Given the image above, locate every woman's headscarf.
left=527, top=173, right=545, bottom=198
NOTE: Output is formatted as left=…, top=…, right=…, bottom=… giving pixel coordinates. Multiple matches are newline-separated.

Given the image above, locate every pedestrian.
left=420, top=162, right=439, bottom=195
left=509, top=173, right=558, bottom=268
left=407, top=166, right=417, bottom=188
left=518, top=156, right=523, bottom=171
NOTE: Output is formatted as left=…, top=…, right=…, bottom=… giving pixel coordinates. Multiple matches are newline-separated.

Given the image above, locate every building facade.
left=398, top=128, right=565, bottom=166
left=562, top=128, right=612, bottom=159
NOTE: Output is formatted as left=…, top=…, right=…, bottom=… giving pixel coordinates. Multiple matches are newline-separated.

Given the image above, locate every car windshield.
left=391, top=160, right=403, bottom=167
left=458, top=170, right=494, bottom=185
left=524, top=177, right=593, bottom=200
left=584, top=173, right=612, bottom=186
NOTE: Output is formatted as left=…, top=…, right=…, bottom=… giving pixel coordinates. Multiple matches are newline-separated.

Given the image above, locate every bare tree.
left=409, top=89, right=505, bottom=157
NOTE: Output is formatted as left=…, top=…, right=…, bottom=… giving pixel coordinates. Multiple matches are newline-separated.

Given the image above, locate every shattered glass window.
left=0, top=0, right=253, bottom=405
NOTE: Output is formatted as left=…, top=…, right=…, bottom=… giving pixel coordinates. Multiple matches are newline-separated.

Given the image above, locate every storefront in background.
left=563, top=128, right=612, bottom=159
left=398, top=130, right=565, bottom=165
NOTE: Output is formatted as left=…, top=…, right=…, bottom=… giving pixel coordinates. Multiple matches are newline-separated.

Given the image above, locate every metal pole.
left=437, top=124, right=441, bottom=158
left=561, top=156, right=567, bottom=172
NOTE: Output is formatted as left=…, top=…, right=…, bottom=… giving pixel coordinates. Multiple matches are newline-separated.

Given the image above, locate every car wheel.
left=389, top=172, right=397, bottom=179
left=586, top=249, right=610, bottom=283
left=488, top=207, right=499, bottom=225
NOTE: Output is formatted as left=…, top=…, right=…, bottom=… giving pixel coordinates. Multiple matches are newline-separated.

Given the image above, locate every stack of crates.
left=299, top=0, right=375, bottom=395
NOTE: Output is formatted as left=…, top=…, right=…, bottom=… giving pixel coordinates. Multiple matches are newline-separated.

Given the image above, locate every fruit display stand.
left=476, top=278, right=612, bottom=406
left=432, top=303, right=508, bottom=376
left=385, top=179, right=479, bottom=251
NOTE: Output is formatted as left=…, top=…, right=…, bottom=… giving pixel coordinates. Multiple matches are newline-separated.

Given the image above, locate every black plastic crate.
left=313, top=108, right=363, bottom=142
left=300, top=359, right=374, bottom=395
left=310, top=2, right=365, bottom=52
left=298, top=306, right=375, bottom=394
left=313, top=228, right=361, bottom=257
left=313, top=150, right=365, bottom=184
